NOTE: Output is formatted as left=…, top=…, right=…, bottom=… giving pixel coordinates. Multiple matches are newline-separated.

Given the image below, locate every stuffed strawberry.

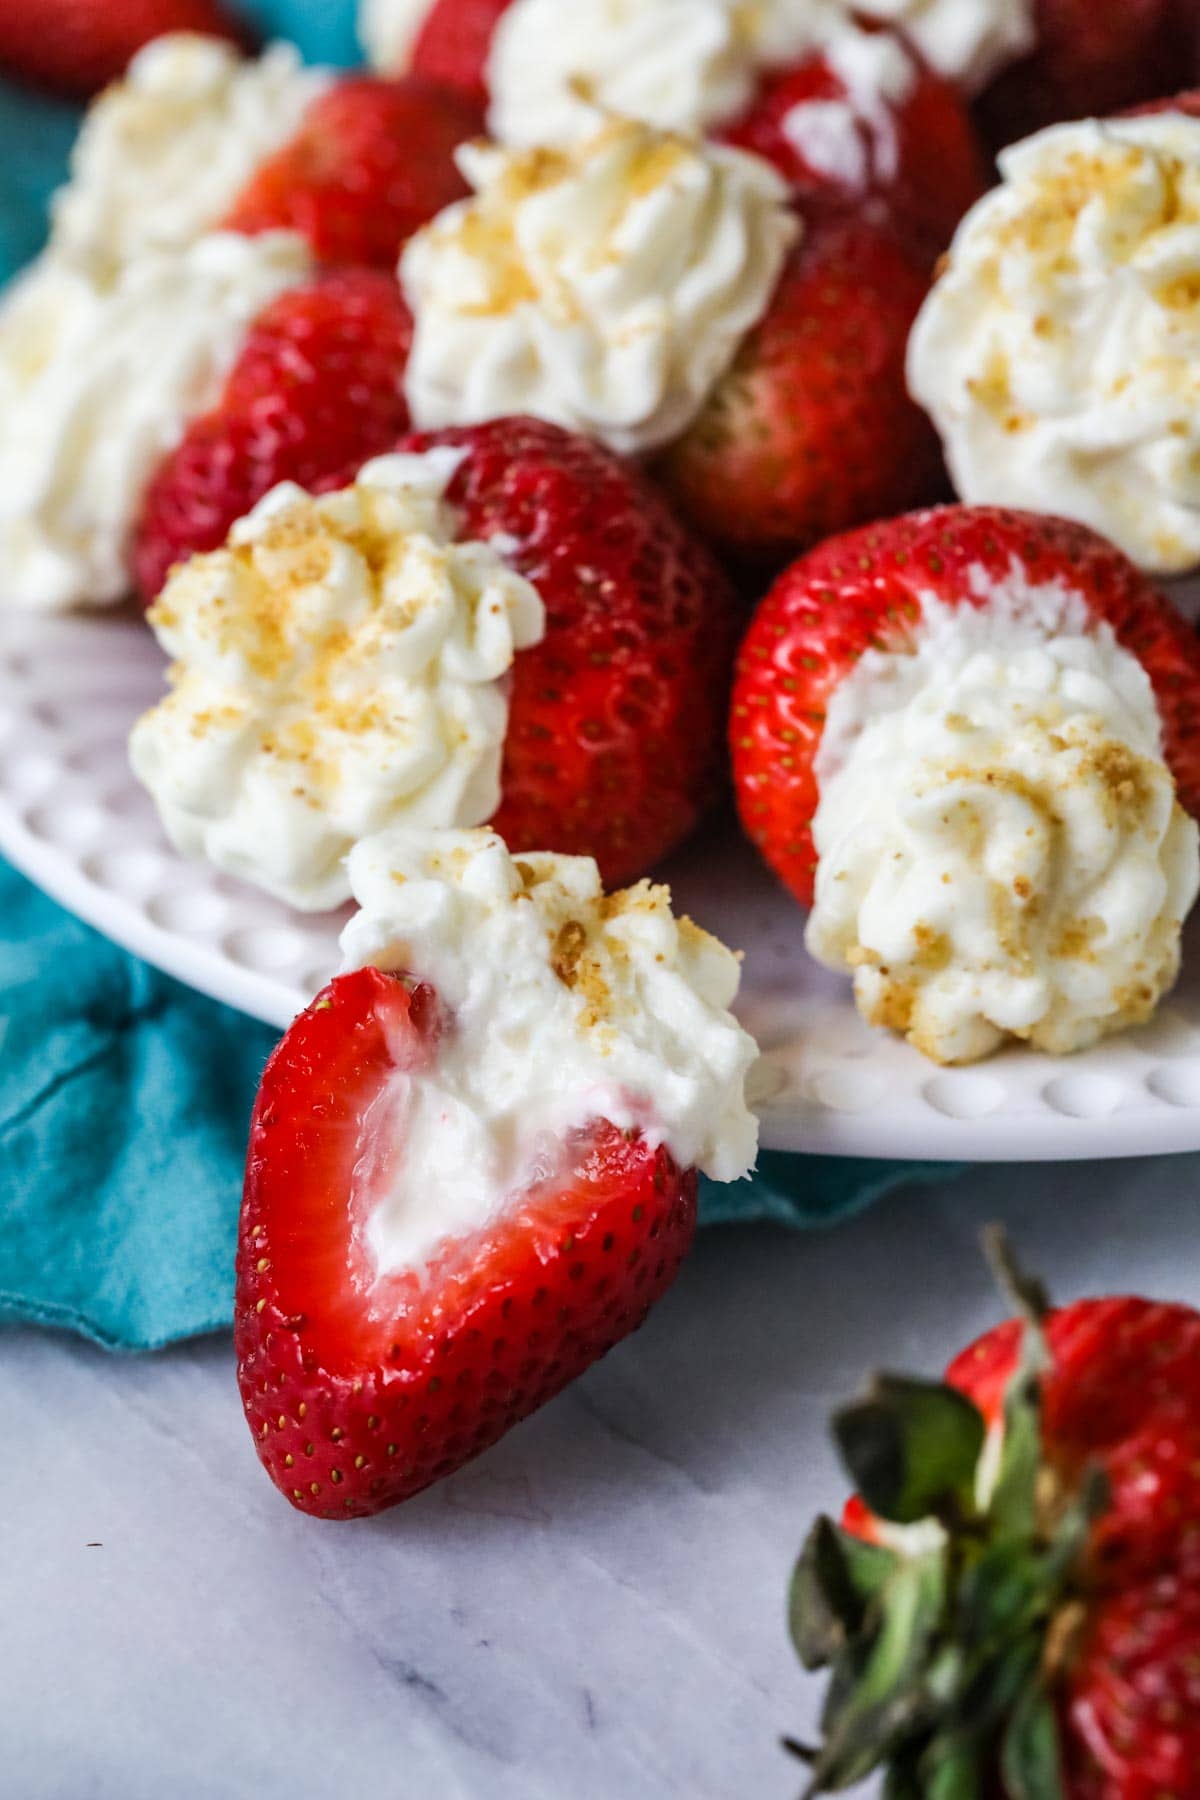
left=220, top=73, right=482, bottom=271
left=132, top=267, right=416, bottom=602
left=791, top=1234, right=1200, bottom=1795
left=130, top=418, right=739, bottom=904
left=398, top=118, right=940, bottom=565
left=0, top=35, right=481, bottom=616
left=235, top=828, right=759, bottom=1518
left=655, top=217, right=941, bottom=562
left=732, top=506, right=1200, bottom=1064
left=720, top=35, right=987, bottom=264
left=0, top=0, right=250, bottom=98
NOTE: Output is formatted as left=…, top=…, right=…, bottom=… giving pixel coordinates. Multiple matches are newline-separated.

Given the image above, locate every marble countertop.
left=6, top=1153, right=1196, bottom=1799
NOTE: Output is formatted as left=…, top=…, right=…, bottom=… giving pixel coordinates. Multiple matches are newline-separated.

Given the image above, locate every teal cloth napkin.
left=0, top=6, right=957, bottom=1352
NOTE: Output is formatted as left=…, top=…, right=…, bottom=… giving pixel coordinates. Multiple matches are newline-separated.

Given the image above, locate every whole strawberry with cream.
left=909, top=106, right=1200, bottom=579
left=792, top=1243, right=1200, bottom=1795
left=399, top=117, right=939, bottom=553
left=732, top=507, right=1200, bottom=1064
left=131, top=419, right=739, bottom=905
left=236, top=827, right=759, bottom=1518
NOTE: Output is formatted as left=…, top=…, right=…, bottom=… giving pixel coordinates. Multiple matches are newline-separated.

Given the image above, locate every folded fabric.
left=0, top=3, right=958, bottom=1354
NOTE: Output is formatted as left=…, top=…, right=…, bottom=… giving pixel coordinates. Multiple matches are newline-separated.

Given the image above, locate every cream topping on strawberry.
left=909, top=114, right=1200, bottom=577
left=129, top=452, right=546, bottom=909
left=805, top=568, right=1200, bottom=1064
left=779, top=28, right=918, bottom=191
left=401, top=119, right=798, bottom=456
left=339, top=828, right=760, bottom=1271
left=855, top=0, right=1035, bottom=94
left=0, top=230, right=312, bottom=613
left=51, top=35, right=330, bottom=280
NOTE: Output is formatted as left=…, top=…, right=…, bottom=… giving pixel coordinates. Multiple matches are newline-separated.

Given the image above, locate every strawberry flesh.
left=0, top=0, right=250, bottom=99
left=721, top=46, right=987, bottom=265
left=223, top=75, right=482, bottom=271
left=408, top=0, right=514, bottom=101
left=658, top=219, right=942, bottom=564
left=401, top=417, right=741, bottom=887
left=236, top=968, right=698, bottom=1518
left=133, top=268, right=414, bottom=604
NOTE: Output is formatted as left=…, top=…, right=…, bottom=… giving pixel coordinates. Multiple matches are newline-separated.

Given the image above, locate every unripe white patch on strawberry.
left=806, top=566, right=1200, bottom=1064
left=338, top=828, right=760, bottom=1273
left=130, top=452, right=546, bottom=909
left=401, top=118, right=798, bottom=456
left=910, top=114, right=1200, bottom=577
left=853, top=0, right=1034, bottom=95
left=0, top=230, right=313, bottom=613
left=359, top=0, right=438, bottom=73
left=51, top=35, right=331, bottom=282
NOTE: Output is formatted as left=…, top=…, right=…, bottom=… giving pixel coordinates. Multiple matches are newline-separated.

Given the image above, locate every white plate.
left=5, top=607, right=1200, bottom=1162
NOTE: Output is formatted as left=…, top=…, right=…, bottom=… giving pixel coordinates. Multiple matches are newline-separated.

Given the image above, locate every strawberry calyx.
left=788, top=1235, right=1108, bottom=1797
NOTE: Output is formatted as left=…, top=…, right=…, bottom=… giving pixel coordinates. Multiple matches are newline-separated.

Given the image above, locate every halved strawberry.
left=732, top=506, right=1200, bottom=906
left=223, top=75, right=483, bottom=271
left=236, top=966, right=697, bottom=1518
left=133, top=268, right=414, bottom=604
left=657, top=217, right=941, bottom=565
left=0, top=0, right=250, bottom=98
left=720, top=41, right=987, bottom=264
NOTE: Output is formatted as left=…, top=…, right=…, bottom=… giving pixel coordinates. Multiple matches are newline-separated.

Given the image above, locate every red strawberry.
left=657, top=218, right=941, bottom=564
left=405, top=417, right=740, bottom=886
left=405, top=0, right=513, bottom=101
left=236, top=966, right=697, bottom=1518
left=0, top=0, right=250, bottom=98
left=731, top=505, right=1200, bottom=907
left=222, top=75, right=482, bottom=272
left=133, top=268, right=414, bottom=604
left=1062, top=1562, right=1200, bottom=1797
left=976, top=0, right=1189, bottom=151
left=790, top=1238, right=1200, bottom=1796
left=850, top=1298, right=1200, bottom=1584
left=721, top=41, right=987, bottom=264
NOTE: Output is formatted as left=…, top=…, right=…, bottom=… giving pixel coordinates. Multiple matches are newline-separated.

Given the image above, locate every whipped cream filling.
left=486, top=0, right=1026, bottom=149
left=855, top=0, right=1035, bottom=94
left=781, top=28, right=918, bottom=192
left=130, top=453, right=546, bottom=909
left=401, top=120, right=798, bottom=456
left=359, top=0, right=437, bottom=70
left=0, top=231, right=312, bottom=613
left=339, top=829, right=760, bottom=1274
left=806, top=570, right=1200, bottom=1063
left=51, top=35, right=330, bottom=280
left=909, top=115, right=1200, bottom=578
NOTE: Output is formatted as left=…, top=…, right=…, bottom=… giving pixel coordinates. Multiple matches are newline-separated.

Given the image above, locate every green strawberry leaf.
left=834, top=1376, right=986, bottom=1526
left=789, top=1517, right=900, bottom=1671
left=1000, top=1678, right=1066, bottom=1800
left=806, top=1550, right=948, bottom=1793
